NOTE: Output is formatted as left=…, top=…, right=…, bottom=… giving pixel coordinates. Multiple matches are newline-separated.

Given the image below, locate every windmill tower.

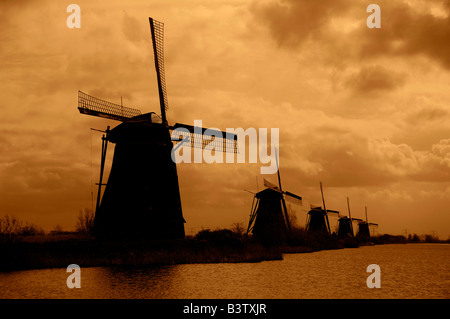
left=305, top=182, right=339, bottom=234
left=356, top=206, right=378, bottom=239
left=78, top=18, right=237, bottom=239
left=246, top=155, right=303, bottom=244
left=337, top=197, right=362, bottom=237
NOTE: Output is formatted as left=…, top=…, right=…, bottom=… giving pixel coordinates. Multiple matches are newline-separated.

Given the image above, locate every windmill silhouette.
left=305, top=182, right=339, bottom=234
left=78, top=18, right=237, bottom=239
left=336, top=197, right=362, bottom=237
left=246, top=152, right=303, bottom=244
left=356, top=206, right=378, bottom=239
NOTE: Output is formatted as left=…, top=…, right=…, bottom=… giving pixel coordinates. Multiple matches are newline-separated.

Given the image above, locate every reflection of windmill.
left=305, top=182, right=339, bottom=234
left=356, top=206, right=378, bottom=238
left=78, top=18, right=237, bottom=239
left=246, top=155, right=302, bottom=243
left=337, top=197, right=362, bottom=237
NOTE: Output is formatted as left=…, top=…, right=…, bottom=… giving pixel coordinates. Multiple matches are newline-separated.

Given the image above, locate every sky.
left=1, top=0, right=450, bottom=238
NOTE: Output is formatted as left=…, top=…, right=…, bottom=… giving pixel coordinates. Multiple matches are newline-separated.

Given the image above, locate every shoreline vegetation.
left=0, top=214, right=449, bottom=272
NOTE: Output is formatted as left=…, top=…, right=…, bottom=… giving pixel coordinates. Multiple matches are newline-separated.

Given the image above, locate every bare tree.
left=0, top=215, right=43, bottom=242
left=76, top=208, right=95, bottom=235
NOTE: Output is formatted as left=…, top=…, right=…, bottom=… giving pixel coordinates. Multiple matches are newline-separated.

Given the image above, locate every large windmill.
left=78, top=18, right=237, bottom=239
left=305, top=182, right=339, bottom=234
left=356, top=206, right=378, bottom=239
left=246, top=154, right=303, bottom=244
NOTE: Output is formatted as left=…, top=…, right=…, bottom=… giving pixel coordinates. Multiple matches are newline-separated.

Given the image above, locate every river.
left=0, top=243, right=448, bottom=299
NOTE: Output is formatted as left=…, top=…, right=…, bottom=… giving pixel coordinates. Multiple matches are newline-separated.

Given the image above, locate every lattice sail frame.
left=78, top=90, right=142, bottom=122
left=149, top=18, right=169, bottom=122
left=171, top=125, right=239, bottom=154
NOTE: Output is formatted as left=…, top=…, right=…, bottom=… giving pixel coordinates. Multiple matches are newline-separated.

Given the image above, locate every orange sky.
left=1, top=0, right=450, bottom=238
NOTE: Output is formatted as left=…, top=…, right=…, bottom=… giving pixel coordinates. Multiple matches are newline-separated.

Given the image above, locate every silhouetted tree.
left=0, top=215, right=43, bottom=242
left=76, top=208, right=95, bottom=235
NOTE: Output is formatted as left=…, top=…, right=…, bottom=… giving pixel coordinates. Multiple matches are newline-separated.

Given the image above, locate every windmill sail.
left=78, top=91, right=142, bottom=122
left=262, top=179, right=302, bottom=206
left=170, top=123, right=238, bottom=154
left=149, top=18, right=169, bottom=124
left=284, top=191, right=303, bottom=206
left=263, top=178, right=278, bottom=190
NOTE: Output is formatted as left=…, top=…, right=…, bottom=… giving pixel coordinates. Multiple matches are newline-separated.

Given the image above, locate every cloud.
left=1, top=0, right=449, bottom=237
left=250, top=0, right=353, bottom=49
left=345, top=65, right=407, bottom=95
left=251, top=0, right=450, bottom=70
left=406, top=106, right=449, bottom=125
left=357, top=0, right=450, bottom=69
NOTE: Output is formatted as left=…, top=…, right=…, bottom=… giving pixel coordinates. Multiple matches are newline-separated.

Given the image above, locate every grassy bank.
left=1, top=225, right=445, bottom=272
left=0, top=231, right=283, bottom=272
left=0, top=227, right=351, bottom=272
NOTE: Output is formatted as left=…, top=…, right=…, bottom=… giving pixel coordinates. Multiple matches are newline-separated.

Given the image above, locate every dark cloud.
left=357, top=0, right=450, bottom=69
left=250, top=0, right=353, bottom=49
left=345, top=65, right=406, bottom=94
left=252, top=0, right=450, bottom=70
left=406, top=106, right=449, bottom=125
left=122, top=12, right=147, bottom=43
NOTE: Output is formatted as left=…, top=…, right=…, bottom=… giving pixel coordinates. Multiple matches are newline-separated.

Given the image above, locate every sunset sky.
left=1, top=0, right=450, bottom=238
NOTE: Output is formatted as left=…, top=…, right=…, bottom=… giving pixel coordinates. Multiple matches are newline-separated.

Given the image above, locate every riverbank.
left=0, top=234, right=284, bottom=272
left=0, top=228, right=340, bottom=271
left=0, top=228, right=444, bottom=272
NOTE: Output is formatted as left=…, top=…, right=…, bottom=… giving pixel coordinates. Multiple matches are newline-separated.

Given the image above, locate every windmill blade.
left=320, top=181, right=327, bottom=212
left=275, top=147, right=282, bottom=191
left=149, top=18, right=169, bottom=124
left=319, top=181, right=331, bottom=233
left=170, top=123, right=238, bottom=153
left=326, top=209, right=340, bottom=216
left=347, top=197, right=354, bottom=234
left=280, top=196, right=291, bottom=232
left=246, top=195, right=259, bottom=234
left=369, top=223, right=378, bottom=226
left=283, top=191, right=303, bottom=206
left=78, top=91, right=142, bottom=122
left=263, top=178, right=278, bottom=190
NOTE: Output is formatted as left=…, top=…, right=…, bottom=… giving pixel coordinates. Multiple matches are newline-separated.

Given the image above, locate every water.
left=0, top=244, right=449, bottom=299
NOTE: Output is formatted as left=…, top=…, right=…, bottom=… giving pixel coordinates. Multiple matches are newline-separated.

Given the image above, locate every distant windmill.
left=356, top=206, right=378, bottom=238
left=337, top=197, right=362, bottom=237
left=246, top=151, right=303, bottom=243
left=78, top=18, right=237, bottom=239
left=305, top=182, right=339, bottom=234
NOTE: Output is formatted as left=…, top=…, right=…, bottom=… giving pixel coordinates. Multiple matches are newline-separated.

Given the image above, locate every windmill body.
left=337, top=216, right=361, bottom=237
left=78, top=18, right=237, bottom=239
left=94, top=120, right=185, bottom=239
left=306, top=207, right=333, bottom=234
left=357, top=222, right=371, bottom=238
left=337, top=197, right=360, bottom=238
left=249, top=188, right=289, bottom=244
left=246, top=171, right=302, bottom=244
left=356, top=206, right=378, bottom=239
left=305, top=182, right=338, bottom=234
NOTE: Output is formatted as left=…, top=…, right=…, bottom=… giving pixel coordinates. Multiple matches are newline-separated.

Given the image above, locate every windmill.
left=337, top=197, right=362, bottom=237
left=246, top=151, right=303, bottom=244
left=305, top=182, right=339, bottom=234
left=356, top=206, right=378, bottom=239
left=78, top=18, right=238, bottom=239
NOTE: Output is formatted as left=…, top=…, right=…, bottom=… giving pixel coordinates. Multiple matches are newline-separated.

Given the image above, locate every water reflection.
left=0, top=244, right=449, bottom=299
